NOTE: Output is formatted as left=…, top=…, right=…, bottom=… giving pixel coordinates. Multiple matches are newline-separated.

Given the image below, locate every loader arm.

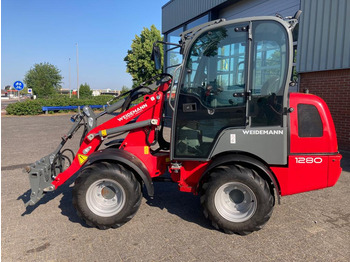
left=53, top=96, right=160, bottom=187
left=25, top=77, right=172, bottom=206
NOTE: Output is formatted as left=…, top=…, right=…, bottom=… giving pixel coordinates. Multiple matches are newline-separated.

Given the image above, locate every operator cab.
left=170, top=18, right=291, bottom=161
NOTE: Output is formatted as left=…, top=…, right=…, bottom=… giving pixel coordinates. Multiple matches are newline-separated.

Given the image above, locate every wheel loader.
left=25, top=12, right=342, bottom=235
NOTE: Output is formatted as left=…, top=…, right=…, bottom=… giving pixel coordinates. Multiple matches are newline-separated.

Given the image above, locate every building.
left=162, top=0, right=350, bottom=151
left=98, top=89, right=121, bottom=96
left=58, top=89, right=121, bottom=97
left=92, top=89, right=121, bottom=97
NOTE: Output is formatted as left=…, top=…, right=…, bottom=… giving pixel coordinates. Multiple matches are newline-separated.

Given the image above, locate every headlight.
left=83, top=106, right=90, bottom=117
left=88, top=117, right=94, bottom=128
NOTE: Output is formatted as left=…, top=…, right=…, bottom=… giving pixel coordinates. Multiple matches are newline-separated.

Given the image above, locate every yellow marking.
left=78, top=154, right=88, bottom=165
left=144, top=146, right=149, bottom=155
left=165, top=158, right=170, bottom=162
left=101, top=129, right=107, bottom=137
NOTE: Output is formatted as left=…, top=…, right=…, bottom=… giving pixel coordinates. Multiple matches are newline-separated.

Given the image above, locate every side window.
left=298, top=104, right=323, bottom=137
left=250, top=21, right=288, bottom=127
left=216, top=40, right=246, bottom=107
left=182, top=25, right=247, bottom=109
left=166, top=27, right=183, bottom=96
left=166, top=27, right=183, bottom=75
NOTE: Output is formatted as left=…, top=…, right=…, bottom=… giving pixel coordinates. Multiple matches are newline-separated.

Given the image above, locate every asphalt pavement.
left=1, top=114, right=349, bottom=261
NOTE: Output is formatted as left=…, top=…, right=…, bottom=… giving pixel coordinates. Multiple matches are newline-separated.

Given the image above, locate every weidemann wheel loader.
left=25, top=12, right=342, bottom=235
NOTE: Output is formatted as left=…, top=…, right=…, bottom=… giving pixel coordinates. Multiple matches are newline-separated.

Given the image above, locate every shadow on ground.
left=18, top=173, right=212, bottom=231
left=146, top=179, right=213, bottom=231
left=58, top=178, right=88, bottom=227
left=18, top=174, right=87, bottom=227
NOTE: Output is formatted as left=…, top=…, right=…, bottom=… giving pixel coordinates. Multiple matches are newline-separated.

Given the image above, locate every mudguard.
left=198, top=153, right=281, bottom=203
left=83, top=147, right=154, bottom=196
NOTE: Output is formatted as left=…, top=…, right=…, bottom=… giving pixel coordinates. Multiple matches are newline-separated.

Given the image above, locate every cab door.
left=171, top=23, right=249, bottom=160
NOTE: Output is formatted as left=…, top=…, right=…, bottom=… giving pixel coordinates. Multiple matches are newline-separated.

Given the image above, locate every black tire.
left=201, top=165, right=274, bottom=235
left=72, top=161, right=141, bottom=229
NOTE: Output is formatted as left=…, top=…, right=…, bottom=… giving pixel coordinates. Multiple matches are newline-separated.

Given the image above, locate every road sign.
left=13, top=81, right=24, bottom=91
left=28, top=88, right=32, bottom=94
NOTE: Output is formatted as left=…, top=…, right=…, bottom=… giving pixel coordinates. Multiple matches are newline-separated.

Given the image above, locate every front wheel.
left=201, top=165, right=274, bottom=235
left=72, top=161, right=141, bottom=229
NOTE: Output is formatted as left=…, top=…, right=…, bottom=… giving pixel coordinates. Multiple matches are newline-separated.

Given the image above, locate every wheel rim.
left=86, top=179, right=126, bottom=217
left=214, top=182, right=257, bottom=223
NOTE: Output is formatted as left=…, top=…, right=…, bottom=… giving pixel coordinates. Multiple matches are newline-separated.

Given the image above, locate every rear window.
left=297, top=104, right=323, bottom=137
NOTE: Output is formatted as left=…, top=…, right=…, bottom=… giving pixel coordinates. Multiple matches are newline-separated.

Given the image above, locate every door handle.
left=233, top=92, right=245, bottom=97
left=183, top=103, right=197, bottom=112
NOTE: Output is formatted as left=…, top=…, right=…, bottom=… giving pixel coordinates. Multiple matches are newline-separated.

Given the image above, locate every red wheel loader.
left=25, top=12, right=342, bottom=234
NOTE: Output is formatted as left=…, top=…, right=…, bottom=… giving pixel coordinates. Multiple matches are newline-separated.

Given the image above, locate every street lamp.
left=69, top=58, right=71, bottom=98
left=76, top=43, right=79, bottom=99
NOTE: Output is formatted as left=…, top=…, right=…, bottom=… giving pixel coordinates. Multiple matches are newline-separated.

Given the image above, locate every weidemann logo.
left=242, top=130, right=283, bottom=135
left=117, top=104, right=148, bottom=121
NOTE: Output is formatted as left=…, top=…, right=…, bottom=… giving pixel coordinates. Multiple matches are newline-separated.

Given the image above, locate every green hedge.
left=6, top=95, right=114, bottom=115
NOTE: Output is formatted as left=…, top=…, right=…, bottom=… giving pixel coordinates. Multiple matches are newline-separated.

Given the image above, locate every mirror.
left=151, top=43, right=162, bottom=71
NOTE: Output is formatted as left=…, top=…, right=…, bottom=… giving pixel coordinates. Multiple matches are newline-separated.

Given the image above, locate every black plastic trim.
left=289, top=152, right=339, bottom=156
left=84, top=148, right=154, bottom=196
left=198, top=153, right=281, bottom=204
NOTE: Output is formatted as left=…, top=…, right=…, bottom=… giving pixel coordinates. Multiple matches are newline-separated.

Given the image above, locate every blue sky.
left=1, top=0, right=169, bottom=90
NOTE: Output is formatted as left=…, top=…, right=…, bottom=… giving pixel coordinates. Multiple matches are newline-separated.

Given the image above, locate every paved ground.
left=1, top=114, right=350, bottom=261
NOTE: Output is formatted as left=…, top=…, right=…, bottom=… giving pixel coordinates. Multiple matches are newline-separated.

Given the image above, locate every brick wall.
left=299, top=68, right=350, bottom=151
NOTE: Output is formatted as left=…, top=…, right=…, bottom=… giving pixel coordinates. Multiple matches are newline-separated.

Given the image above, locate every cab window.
left=174, top=24, right=248, bottom=159
left=182, top=25, right=247, bottom=109
left=250, top=21, right=288, bottom=127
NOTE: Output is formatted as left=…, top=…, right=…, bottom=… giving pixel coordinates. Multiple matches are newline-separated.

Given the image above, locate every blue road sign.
left=14, top=81, right=24, bottom=91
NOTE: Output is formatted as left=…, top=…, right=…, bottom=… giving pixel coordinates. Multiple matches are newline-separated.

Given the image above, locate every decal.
left=242, top=130, right=283, bottom=135
left=82, top=146, right=92, bottom=154
left=78, top=154, right=88, bottom=165
left=230, top=134, right=236, bottom=144
left=101, top=129, right=107, bottom=137
left=295, top=157, right=323, bottom=164
left=117, top=104, right=148, bottom=122
left=144, top=146, right=149, bottom=155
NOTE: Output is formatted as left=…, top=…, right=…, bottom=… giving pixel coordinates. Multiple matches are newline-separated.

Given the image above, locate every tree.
left=20, top=87, right=29, bottom=95
left=24, top=62, right=63, bottom=97
left=79, top=83, right=92, bottom=98
left=124, top=25, right=163, bottom=87
left=121, top=85, right=130, bottom=94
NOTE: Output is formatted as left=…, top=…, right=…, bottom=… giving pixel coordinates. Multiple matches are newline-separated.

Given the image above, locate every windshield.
left=181, top=24, right=248, bottom=109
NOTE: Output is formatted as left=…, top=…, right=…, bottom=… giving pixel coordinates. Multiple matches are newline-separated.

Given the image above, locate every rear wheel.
left=201, top=165, right=274, bottom=235
left=73, top=161, right=141, bottom=229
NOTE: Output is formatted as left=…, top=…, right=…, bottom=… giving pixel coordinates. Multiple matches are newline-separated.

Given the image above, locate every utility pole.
left=76, top=43, right=79, bottom=99
left=69, top=58, right=71, bottom=98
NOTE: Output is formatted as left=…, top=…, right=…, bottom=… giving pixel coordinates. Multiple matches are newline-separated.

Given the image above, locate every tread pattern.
left=200, top=164, right=274, bottom=235
left=72, top=161, right=141, bottom=229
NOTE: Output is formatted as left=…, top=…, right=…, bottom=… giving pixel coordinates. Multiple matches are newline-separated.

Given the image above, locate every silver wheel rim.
left=214, top=182, right=257, bottom=223
left=86, top=179, right=126, bottom=217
